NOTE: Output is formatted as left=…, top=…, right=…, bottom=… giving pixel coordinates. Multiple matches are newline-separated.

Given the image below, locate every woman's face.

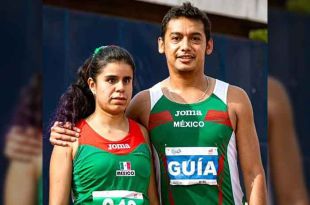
left=89, top=62, right=133, bottom=115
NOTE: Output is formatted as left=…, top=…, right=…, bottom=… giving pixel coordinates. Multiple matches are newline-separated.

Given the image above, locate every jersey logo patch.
left=165, top=147, right=218, bottom=185
left=116, top=162, right=135, bottom=176
left=108, top=143, right=131, bottom=150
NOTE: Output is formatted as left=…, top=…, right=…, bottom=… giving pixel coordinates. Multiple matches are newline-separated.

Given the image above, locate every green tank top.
left=72, top=119, right=151, bottom=205
left=148, top=79, right=245, bottom=205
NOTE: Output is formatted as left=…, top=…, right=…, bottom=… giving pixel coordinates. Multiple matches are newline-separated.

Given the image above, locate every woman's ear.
left=87, top=77, right=96, bottom=95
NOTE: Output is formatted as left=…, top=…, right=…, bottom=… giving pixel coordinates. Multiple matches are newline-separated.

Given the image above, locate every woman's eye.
left=123, top=77, right=132, bottom=84
left=107, top=78, right=116, bottom=84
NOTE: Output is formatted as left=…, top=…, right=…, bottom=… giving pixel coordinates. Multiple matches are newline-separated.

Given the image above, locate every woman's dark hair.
left=11, top=73, right=42, bottom=129
left=161, top=2, right=211, bottom=41
left=53, top=45, right=135, bottom=125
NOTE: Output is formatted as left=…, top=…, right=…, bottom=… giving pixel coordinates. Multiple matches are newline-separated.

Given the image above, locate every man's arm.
left=229, top=86, right=267, bottom=204
left=268, top=77, right=309, bottom=205
left=126, top=90, right=151, bottom=128
left=4, top=126, right=41, bottom=162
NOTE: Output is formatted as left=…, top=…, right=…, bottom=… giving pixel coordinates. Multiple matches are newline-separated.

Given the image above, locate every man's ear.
left=206, top=38, right=214, bottom=55
left=158, top=37, right=165, bottom=54
left=87, top=77, right=96, bottom=95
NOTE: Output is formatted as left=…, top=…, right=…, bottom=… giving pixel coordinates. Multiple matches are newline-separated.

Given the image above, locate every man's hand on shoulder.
left=49, top=121, right=80, bottom=146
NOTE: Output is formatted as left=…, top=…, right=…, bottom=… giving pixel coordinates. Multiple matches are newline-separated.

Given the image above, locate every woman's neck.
left=86, top=109, right=127, bottom=129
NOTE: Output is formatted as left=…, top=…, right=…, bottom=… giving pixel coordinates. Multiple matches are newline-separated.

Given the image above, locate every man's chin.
left=175, top=66, right=195, bottom=72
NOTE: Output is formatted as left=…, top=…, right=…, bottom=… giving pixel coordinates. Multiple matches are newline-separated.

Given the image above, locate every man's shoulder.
left=228, top=84, right=248, bottom=98
left=227, top=84, right=252, bottom=112
left=268, top=76, right=291, bottom=118
left=132, top=89, right=150, bottom=103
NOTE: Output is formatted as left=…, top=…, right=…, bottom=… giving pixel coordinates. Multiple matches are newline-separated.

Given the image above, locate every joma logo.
left=108, top=144, right=130, bottom=150
left=175, top=110, right=202, bottom=117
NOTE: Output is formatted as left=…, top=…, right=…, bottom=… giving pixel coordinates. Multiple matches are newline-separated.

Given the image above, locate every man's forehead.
left=166, top=17, right=204, bottom=32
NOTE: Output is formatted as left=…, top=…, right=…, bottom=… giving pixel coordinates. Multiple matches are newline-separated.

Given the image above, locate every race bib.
left=165, top=147, right=218, bottom=185
left=92, top=190, right=144, bottom=205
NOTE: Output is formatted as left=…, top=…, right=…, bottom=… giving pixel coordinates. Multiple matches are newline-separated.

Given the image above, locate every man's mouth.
left=177, top=54, right=195, bottom=63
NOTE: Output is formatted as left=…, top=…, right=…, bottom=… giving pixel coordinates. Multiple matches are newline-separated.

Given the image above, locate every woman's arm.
left=4, top=161, right=37, bottom=205
left=139, top=124, right=159, bottom=205
left=49, top=145, right=73, bottom=205
left=4, top=126, right=42, bottom=205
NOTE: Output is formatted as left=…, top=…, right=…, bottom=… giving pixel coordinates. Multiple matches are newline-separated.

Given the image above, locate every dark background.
left=42, top=5, right=267, bottom=204
left=1, top=0, right=309, bottom=204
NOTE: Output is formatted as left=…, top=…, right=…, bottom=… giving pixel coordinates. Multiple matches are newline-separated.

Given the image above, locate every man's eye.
left=192, top=36, right=201, bottom=42
left=171, top=36, right=180, bottom=41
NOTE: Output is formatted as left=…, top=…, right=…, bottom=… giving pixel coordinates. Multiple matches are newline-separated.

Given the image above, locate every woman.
left=49, top=46, right=158, bottom=205
left=4, top=73, right=42, bottom=205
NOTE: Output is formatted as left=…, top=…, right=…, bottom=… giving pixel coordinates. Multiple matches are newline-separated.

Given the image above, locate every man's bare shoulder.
left=132, top=89, right=150, bottom=103
left=126, top=89, right=151, bottom=126
left=268, top=77, right=292, bottom=119
left=227, top=84, right=251, bottom=107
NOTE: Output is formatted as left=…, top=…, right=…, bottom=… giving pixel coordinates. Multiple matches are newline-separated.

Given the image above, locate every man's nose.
left=180, top=38, right=191, bottom=51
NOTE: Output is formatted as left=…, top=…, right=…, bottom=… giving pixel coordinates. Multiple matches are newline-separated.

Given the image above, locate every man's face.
left=158, top=17, right=213, bottom=74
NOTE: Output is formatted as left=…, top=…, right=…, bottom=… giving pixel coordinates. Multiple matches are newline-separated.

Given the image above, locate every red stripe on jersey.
left=205, top=110, right=232, bottom=128
left=161, top=154, right=175, bottom=205
left=217, top=154, right=225, bottom=205
left=76, top=119, right=146, bottom=155
left=148, top=111, right=173, bottom=130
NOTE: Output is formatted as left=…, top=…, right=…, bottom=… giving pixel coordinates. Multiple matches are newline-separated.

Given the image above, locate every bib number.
left=92, top=190, right=144, bottom=205
left=102, top=198, right=137, bottom=205
left=165, top=147, right=219, bottom=186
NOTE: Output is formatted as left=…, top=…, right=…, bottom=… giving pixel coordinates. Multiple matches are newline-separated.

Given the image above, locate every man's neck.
left=162, top=72, right=213, bottom=104
left=168, top=71, right=207, bottom=90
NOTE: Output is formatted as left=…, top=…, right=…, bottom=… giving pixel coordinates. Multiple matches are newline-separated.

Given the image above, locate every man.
left=50, top=2, right=267, bottom=204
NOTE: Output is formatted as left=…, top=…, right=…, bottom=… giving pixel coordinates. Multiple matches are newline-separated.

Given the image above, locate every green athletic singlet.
left=149, top=79, right=245, bottom=205
left=72, top=119, right=151, bottom=205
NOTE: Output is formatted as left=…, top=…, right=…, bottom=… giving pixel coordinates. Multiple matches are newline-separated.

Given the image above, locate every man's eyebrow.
left=169, top=32, right=203, bottom=36
left=169, top=32, right=182, bottom=36
left=191, top=32, right=203, bottom=36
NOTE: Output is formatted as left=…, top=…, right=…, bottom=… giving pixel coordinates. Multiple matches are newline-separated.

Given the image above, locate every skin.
left=49, top=62, right=159, bottom=205
left=4, top=126, right=42, bottom=205
left=268, top=77, right=309, bottom=205
left=4, top=126, right=41, bottom=161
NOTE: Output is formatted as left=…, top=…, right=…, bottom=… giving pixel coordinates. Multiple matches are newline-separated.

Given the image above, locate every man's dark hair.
left=161, top=2, right=211, bottom=40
